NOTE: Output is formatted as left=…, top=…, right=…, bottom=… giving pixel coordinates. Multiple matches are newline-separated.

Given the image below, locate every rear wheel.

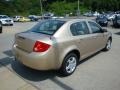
left=60, top=53, right=78, bottom=76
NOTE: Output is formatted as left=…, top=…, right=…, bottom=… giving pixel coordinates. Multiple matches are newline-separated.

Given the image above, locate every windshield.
left=30, top=20, right=65, bottom=35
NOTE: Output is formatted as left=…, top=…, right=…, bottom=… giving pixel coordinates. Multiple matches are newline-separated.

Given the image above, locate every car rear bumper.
left=2, top=22, right=13, bottom=25
left=12, top=45, right=59, bottom=70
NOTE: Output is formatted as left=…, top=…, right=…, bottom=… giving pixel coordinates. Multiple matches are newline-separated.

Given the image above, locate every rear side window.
left=31, top=20, right=65, bottom=35
left=70, top=21, right=89, bottom=36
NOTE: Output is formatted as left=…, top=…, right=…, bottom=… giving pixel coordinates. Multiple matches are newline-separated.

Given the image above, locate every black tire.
left=59, top=53, right=78, bottom=76
left=10, top=24, right=13, bottom=26
left=0, top=27, right=2, bottom=33
left=0, top=22, right=2, bottom=33
left=103, top=39, right=112, bottom=51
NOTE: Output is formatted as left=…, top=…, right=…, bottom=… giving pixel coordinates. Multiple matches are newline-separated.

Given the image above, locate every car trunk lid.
left=15, top=32, right=52, bottom=53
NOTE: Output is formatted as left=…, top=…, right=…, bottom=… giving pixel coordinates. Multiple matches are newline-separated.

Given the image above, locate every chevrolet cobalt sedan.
left=13, top=19, right=112, bottom=76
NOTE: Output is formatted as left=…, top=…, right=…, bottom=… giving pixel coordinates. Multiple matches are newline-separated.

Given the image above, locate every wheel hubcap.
left=66, top=57, right=77, bottom=74
left=107, top=40, right=111, bottom=50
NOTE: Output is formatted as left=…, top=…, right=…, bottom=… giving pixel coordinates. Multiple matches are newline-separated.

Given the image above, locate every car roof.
left=52, top=18, right=91, bottom=22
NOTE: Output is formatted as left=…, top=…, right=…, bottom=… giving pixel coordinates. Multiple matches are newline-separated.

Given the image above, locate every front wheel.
left=60, top=53, right=78, bottom=76
left=104, top=39, right=112, bottom=51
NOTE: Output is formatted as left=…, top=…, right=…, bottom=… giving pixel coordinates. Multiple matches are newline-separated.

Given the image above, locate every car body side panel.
left=13, top=44, right=58, bottom=70
left=52, top=37, right=80, bottom=68
left=86, top=21, right=110, bottom=51
left=54, top=20, right=111, bottom=68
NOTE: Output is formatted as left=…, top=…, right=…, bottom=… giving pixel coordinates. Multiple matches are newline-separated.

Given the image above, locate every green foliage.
left=0, top=0, right=120, bottom=16
left=48, top=1, right=76, bottom=15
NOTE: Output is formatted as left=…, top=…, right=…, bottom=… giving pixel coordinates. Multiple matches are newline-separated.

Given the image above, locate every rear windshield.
left=30, top=20, right=65, bottom=35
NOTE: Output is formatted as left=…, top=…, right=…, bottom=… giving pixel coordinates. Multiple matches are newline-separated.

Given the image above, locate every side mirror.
left=101, top=28, right=108, bottom=33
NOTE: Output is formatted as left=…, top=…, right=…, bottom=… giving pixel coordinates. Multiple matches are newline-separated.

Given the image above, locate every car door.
left=70, top=21, right=98, bottom=59
left=87, top=21, right=106, bottom=52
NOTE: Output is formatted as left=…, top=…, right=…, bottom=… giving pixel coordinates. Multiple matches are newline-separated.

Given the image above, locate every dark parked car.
left=96, top=16, right=108, bottom=27
left=113, top=15, right=120, bottom=28
left=0, top=21, right=2, bottom=33
left=28, top=15, right=39, bottom=21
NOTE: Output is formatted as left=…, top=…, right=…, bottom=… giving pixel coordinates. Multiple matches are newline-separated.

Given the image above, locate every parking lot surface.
left=0, top=20, right=120, bottom=90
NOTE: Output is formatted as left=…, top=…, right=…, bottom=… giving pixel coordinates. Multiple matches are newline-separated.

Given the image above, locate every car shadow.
left=115, top=32, right=120, bottom=35
left=0, top=48, right=74, bottom=90
left=0, top=50, right=14, bottom=67
left=11, top=60, right=57, bottom=81
left=1, top=49, right=103, bottom=90
left=1, top=50, right=102, bottom=80
left=11, top=61, right=74, bottom=90
left=3, top=50, right=13, bottom=57
left=0, top=57, right=13, bottom=67
left=11, top=50, right=102, bottom=81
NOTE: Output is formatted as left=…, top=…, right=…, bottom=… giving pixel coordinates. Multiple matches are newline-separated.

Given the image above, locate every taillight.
left=33, top=41, right=51, bottom=52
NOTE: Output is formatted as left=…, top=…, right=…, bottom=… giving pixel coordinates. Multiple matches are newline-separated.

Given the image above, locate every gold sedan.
left=13, top=19, right=112, bottom=76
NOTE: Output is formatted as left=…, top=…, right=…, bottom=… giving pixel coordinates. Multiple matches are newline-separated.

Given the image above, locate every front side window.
left=31, top=20, right=65, bottom=35
left=88, top=21, right=102, bottom=33
left=70, top=21, right=89, bottom=36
